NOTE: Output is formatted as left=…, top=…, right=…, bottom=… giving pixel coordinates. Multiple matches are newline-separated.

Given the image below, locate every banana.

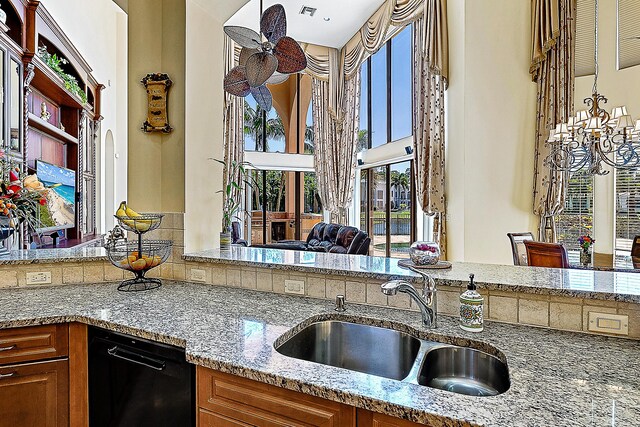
left=116, top=201, right=127, bottom=217
left=116, top=201, right=136, bottom=230
left=124, top=204, right=152, bottom=232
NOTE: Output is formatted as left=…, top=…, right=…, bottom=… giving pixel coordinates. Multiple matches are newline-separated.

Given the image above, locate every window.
left=617, top=0, right=640, bottom=70
left=359, top=25, right=413, bottom=149
left=360, top=161, right=414, bottom=258
left=615, top=167, right=640, bottom=256
left=575, top=0, right=596, bottom=77
left=391, top=26, right=412, bottom=141
left=243, top=97, right=285, bottom=153
left=304, top=99, right=314, bottom=154
left=557, top=169, right=594, bottom=250
left=244, top=74, right=322, bottom=244
left=370, top=44, right=387, bottom=148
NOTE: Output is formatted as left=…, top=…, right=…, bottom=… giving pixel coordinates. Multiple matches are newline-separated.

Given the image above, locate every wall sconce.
left=405, top=146, right=414, bottom=155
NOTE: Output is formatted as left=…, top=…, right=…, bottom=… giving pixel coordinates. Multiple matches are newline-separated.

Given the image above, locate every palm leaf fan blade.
left=265, top=71, right=289, bottom=85
left=250, top=85, right=273, bottom=111
left=239, top=47, right=260, bottom=65
left=260, top=4, right=287, bottom=44
left=224, top=66, right=251, bottom=97
left=224, top=26, right=262, bottom=49
left=274, top=36, right=307, bottom=74
left=245, top=52, right=278, bottom=87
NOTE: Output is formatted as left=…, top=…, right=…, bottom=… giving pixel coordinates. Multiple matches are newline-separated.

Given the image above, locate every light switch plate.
left=190, top=269, right=206, bottom=283
left=588, top=312, right=629, bottom=335
left=26, top=271, right=52, bottom=285
left=284, top=279, right=305, bottom=295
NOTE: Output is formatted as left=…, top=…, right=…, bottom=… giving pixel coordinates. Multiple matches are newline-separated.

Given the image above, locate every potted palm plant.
left=215, top=159, right=254, bottom=250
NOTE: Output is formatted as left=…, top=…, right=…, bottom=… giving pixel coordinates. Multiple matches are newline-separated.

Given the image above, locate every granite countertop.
left=0, top=246, right=108, bottom=265
left=184, top=246, right=640, bottom=303
left=1, top=282, right=639, bottom=426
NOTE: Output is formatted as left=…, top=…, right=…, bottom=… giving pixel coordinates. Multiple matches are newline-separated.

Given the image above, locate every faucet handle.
left=334, top=295, right=346, bottom=312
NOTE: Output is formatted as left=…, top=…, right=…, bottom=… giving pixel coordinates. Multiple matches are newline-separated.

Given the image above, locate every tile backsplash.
left=185, top=262, right=640, bottom=340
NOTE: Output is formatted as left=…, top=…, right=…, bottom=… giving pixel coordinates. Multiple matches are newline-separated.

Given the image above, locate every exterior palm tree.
left=244, top=100, right=285, bottom=151
left=390, top=171, right=409, bottom=210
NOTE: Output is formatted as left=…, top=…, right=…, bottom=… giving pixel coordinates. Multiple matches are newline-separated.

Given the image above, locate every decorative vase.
left=409, top=241, right=440, bottom=265
left=580, top=249, right=592, bottom=267
left=220, top=231, right=231, bottom=251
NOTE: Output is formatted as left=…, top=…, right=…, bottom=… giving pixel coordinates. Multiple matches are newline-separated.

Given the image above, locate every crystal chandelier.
left=545, top=0, right=640, bottom=176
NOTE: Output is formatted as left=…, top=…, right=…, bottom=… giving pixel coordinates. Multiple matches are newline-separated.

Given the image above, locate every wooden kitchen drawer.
left=0, top=358, right=69, bottom=427
left=0, top=324, right=69, bottom=365
left=197, top=367, right=356, bottom=426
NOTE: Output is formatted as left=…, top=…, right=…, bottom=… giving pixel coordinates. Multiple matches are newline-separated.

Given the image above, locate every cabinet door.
left=0, top=359, right=69, bottom=427
left=357, top=409, right=432, bottom=427
left=197, top=367, right=355, bottom=427
left=199, top=408, right=253, bottom=427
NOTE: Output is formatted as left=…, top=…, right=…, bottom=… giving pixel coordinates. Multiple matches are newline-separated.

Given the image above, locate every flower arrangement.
left=0, top=151, right=48, bottom=233
left=578, top=235, right=595, bottom=253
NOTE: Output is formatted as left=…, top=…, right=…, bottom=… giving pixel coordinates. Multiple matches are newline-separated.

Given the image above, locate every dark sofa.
left=256, top=222, right=370, bottom=255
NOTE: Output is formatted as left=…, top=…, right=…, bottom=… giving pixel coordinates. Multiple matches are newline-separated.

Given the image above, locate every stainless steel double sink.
left=275, top=320, right=510, bottom=397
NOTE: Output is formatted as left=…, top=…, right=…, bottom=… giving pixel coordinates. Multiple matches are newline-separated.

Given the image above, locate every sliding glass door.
left=360, top=160, right=415, bottom=258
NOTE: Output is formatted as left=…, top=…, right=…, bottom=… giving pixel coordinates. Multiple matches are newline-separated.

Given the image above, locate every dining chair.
left=507, top=232, right=535, bottom=266
left=631, top=236, right=640, bottom=269
left=523, top=241, right=570, bottom=268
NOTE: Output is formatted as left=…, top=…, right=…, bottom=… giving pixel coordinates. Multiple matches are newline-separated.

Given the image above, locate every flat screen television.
left=36, top=160, right=76, bottom=232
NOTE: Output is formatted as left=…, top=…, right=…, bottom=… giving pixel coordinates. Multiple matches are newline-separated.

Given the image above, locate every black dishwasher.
left=88, top=326, right=194, bottom=427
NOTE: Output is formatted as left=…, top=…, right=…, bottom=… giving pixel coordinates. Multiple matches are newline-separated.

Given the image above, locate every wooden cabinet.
left=0, top=359, right=69, bottom=427
left=0, top=324, right=69, bottom=365
left=197, top=367, right=355, bottom=426
left=357, top=409, right=429, bottom=427
left=0, top=323, right=72, bottom=427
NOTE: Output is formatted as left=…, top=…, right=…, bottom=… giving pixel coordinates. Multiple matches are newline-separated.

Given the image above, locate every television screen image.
left=36, top=161, right=76, bottom=231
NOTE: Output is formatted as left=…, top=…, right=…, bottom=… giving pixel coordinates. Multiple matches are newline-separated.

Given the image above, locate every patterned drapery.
left=413, top=3, right=448, bottom=257
left=530, top=0, right=576, bottom=241
left=304, top=0, right=447, bottom=83
left=222, top=36, right=245, bottom=230
left=311, top=70, right=361, bottom=224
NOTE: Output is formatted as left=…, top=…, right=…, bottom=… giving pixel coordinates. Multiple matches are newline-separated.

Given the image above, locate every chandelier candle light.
left=546, top=0, right=640, bottom=175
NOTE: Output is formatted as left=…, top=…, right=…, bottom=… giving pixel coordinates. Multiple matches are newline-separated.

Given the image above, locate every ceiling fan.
left=223, top=4, right=308, bottom=111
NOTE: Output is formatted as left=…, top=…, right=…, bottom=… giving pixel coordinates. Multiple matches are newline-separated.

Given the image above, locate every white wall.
left=184, top=0, right=247, bottom=252
left=446, top=0, right=539, bottom=265
left=39, top=0, right=128, bottom=233
left=574, top=0, right=640, bottom=257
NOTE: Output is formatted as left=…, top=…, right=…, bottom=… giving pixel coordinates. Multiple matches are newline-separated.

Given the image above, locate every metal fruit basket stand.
left=105, top=214, right=173, bottom=292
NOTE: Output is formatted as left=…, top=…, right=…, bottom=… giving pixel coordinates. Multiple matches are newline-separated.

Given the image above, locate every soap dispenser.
left=460, top=273, right=484, bottom=332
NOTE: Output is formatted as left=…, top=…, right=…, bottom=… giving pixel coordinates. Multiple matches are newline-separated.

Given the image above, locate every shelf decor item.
left=141, top=73, right=173, bottom=133
left=409, top=241, right=441, bottom=266
left=223, top=3, right=307, bottom=111
left=105, top=202, right=172, bottom=291
left=578, top=235, right=595, bottom=267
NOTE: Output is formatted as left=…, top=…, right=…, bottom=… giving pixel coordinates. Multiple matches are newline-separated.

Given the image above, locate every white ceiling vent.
left=300, top=6, right=316, bottom=17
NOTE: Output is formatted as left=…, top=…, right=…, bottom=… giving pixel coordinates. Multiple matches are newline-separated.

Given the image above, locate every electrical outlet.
left=588, top=312, right=629, bottom=335
left=284, top=279, right=305, bottom=295
left=190, top=269, right=206, bottom=283
left=26, top=272, right=52, bottom=285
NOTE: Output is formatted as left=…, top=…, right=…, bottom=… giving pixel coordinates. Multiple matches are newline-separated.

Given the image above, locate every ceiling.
left=224, top=0, right=386, bottom=48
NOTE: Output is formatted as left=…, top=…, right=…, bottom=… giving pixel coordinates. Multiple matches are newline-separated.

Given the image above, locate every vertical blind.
left=618, top=0, right=640, bottom=70
left=557, top=169, right=594, bottom=250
